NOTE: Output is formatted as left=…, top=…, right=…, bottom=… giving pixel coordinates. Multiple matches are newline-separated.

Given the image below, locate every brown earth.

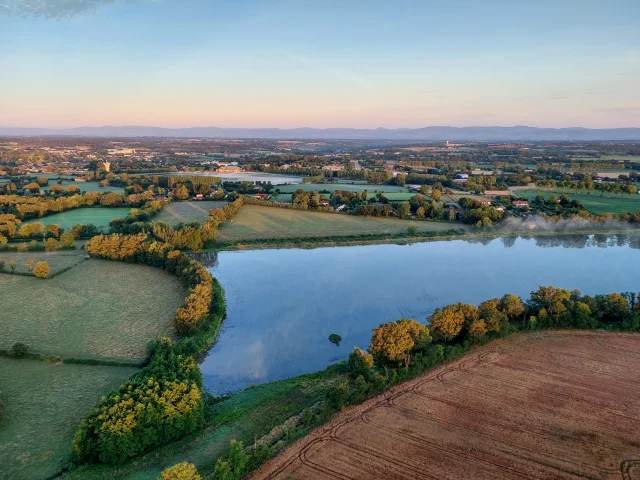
left=251, top=331, right=640, bottom=480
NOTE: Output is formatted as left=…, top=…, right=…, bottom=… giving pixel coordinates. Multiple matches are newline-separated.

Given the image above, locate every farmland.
left=517, top=189, right=640, bottom=215
left=218, top=205, right=466, bottom=241
left=23, top=207, right=131, bottom=229
left=153, top=201, right=227, bottom=226
left=0, top=358, right=138, bottom=480
left=252, top=331, right=640, bottom=480
left=0, top=259, right=184, bottom=360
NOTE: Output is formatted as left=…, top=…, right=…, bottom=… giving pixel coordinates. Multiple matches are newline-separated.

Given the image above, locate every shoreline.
left=206, top=227, right=640, bottom=252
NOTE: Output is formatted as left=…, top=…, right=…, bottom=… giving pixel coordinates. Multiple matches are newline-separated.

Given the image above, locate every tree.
left=213, top=440, right=248, bottom=480
left=27, top=258, right=35, bottom=271
left=469, top=319, right=487, bottom=338
left=347, top=347, right=374, bottom=378
left=60, top=232, right=75, bottom=248
left=45, top=237, right=59, bottom=252
left=369, top=318, right=431, bottom=368
left=428, top=304, right=465, bottom=341
left=9, top=259, right=16, bottom=272
left=529, top=286, right=571, bottom=320
left=499, top=294, right=525, bottom=320
left=396, top=201, right=410, bottom=219
left=159, top=462, right=202, bottom=480
left=431, top=189, right=441, bottom=202
left=33, top=261, right=50, bottom=279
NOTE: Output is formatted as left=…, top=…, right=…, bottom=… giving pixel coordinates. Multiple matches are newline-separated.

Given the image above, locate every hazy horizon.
left=1, top=0, right=639, bottom=129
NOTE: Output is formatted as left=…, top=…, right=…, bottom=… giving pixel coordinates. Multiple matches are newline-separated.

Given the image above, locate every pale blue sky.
left=1, top=0, right=639, bottom=128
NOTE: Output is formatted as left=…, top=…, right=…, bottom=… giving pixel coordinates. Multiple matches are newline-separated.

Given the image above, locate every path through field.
left=252, top=331, right=640, bottom=480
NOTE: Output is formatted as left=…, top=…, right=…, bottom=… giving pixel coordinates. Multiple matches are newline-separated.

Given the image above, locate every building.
left=254, top=193, right=270, bottom=200
left=513, top=200, right=529, bottom=208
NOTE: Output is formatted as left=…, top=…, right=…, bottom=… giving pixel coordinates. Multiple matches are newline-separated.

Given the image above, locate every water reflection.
left=197, top=234, right=640, bottom=393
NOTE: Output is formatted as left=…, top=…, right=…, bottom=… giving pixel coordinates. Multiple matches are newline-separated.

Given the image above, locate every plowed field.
left=252, top=331, right=640, bottom=480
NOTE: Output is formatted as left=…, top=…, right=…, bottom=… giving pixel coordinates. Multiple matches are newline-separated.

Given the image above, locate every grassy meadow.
left=0, top=358, right=138, bottom=480
left=153, top=201, right=227, bottom=226
left=218, top=205, right=466, bottom=241
left=0, top=259, right=184, bottom=360
left=517, top=189, right=640, bottom=216
left=24, top=207, right=131, bottom=229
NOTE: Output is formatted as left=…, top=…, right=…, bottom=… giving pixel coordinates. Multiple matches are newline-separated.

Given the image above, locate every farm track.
left=251, top=331, right=640, bottom=480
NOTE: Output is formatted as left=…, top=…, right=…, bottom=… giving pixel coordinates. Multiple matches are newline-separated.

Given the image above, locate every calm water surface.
left=197, top=235, right=640, bottom=392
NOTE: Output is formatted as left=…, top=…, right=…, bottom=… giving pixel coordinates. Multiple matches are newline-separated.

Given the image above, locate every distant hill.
left=1, top=125, right=640, bottom=141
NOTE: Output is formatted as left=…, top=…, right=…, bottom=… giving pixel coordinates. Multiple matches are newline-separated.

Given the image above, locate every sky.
left=1, top=0, right=639, bottom=129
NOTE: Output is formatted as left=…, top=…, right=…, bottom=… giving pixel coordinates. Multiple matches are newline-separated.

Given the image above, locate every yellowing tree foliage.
left=369, top=318, right=431, bottom=368
left=159, top=462, right=202, bottom=480
left=32, top=261, right=50, bottom=279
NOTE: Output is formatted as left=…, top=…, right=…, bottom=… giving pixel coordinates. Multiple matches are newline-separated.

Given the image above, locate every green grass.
left=0, top=358, right=138, bottom=480
left=517, top=190, right=640, bottom=215
left=0, top=259, right=184, bottom=360
left=0, top=249, right=87, bottom=275
left=154, top=201, right=228, bottom=226
left=219, top=205, right=467, bottom=241
left=63, top=365, right=345, bottom=480
left=47, top=181, right=125, bottom=194
left=574, top=155, right=640, bottom=162
left=23, top=207, right=131, bottom=230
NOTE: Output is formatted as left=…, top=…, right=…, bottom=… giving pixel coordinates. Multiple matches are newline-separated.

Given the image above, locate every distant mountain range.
left=1, top=125, right=640, bottom=141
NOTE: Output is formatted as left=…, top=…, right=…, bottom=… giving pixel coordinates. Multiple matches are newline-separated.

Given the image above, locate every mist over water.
left=195, top=234, right=640, bottom=393
left=501, top=215, right=638, bottom=233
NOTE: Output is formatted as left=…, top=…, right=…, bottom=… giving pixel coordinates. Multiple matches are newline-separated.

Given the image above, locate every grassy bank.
left=63, top=364, right=345, bottom=480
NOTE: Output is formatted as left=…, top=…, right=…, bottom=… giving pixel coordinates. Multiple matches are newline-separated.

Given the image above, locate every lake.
left=197, top=234, right=640, bottom=393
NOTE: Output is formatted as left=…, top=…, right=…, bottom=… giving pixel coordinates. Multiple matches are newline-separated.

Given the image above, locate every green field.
left=517, top=190, right=640, bottom=215
left=219, top=205, right=466, bottom=241
left=24, top=207, right=131, bottom=229
left=574, top=155, right=640, bottom=162
left=0, top=249, right=87, bottom=275
left=0, top=259, right=184, bottom=360
left=154, top=201, right=227, bottom=226
left=0, top=358, right=138, bottom=480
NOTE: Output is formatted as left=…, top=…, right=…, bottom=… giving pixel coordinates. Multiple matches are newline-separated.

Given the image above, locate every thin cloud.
left=1, top=0, right=132, bottom=18
left=547, top=91, right=569, bottom=100
left=592, top=107, right=640, bottom=113
left=282, top=51, right=371, bottom=89
left=584, top=88, right=611, bottom=95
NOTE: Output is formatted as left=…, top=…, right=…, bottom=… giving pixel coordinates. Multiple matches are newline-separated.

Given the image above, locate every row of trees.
left=535, top=179, right=637, bottom=197
left=77, top=233, right=227, bottom=464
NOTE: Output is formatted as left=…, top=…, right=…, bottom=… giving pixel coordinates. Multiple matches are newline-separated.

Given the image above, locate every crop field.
left=517, top=189, right=640, bottom=215
left=574, top=155, right=640, bottom=162
left=0, top=259, right=184, bottom=360
left=218, top=206, right=466, bottom=241
left=0, top=358, right=138, bottom=480
left=153, top=201, right=227, bottom=226
left=23, top=207, right=131, bottom=229
left=252, top=331, right=640, bottom=480
left=0, top=249, right=87, bottom=275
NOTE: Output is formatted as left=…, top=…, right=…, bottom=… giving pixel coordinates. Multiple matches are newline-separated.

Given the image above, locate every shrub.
left=33, top=261, right=50, bottom=279
left=159, top=462, right=202, bottom=480
left=10, top=342, right=29, bottom=358
left=347, top=347, right=374, bottom=379
left=213, top=440, right=248, bottom=480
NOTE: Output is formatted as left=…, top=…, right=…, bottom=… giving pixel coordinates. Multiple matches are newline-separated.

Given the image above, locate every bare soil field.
left=252, top=331, right=640, bottom=480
